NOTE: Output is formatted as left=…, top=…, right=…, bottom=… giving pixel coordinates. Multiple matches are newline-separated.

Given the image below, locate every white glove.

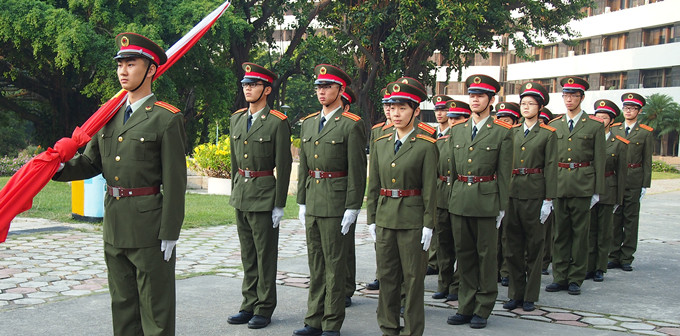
left=421, top=227, right=433, bottom=251
left=639, top=188, right=646, bottom=202
left=340, top=209, right=361, bottom=235
left=612, top=204, right=619, bottom=214
left=496, top=210, right=505, bottom=229
left=369, top=223, right=377, bottom=242
left=57, top=163, right=65, bottom=172
left=590, top=194, right=599, bottom=209
left=272, top=207, right=284, bottom=228
left=298, top=204, right=306, bottom=227
left=540, top=200, right=553, bottom=224
left=160, top=240, right=177, bottom=262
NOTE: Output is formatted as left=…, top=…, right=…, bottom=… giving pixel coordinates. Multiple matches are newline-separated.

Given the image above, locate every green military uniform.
left=589, top=99, right=628, bottom=277
left=549, top=77, right=606, bottom=290
left=609, top=93, right=653, bottom=268
left=229, top=63, right=292, bottom=320
left=504, top=82, right=557, bottom=305
left=367, top=80, right=437, bottom=336
left=296, top=64, right=366, bottom=333
left=54, top=33, right=186, bottom=336
left=448, top=75, right=513, bottom=321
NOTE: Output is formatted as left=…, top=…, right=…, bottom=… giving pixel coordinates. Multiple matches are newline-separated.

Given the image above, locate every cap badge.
left=473, top=77, right=481, bottom=84
left=319, top=66, right=327, bottom=75
left=121, top=36, right=129, bottom=47
left=392, top=84, right=401, bottom=92
left=628, top=94, right=634, bottom=99
left=245, top=64, right=252, bottom=72
left=500, top=103, right=506, bottom=109
left=526, top=83, right=532, bottom=89
left=436, top=96, right=442, bottom=102
left=451, top=102, right=456, bottom=108
left=401, top=79, right=409, bottom=84
left=567, top=78, right=575, bottom=84
left=599, top=101, right=606, bottom=107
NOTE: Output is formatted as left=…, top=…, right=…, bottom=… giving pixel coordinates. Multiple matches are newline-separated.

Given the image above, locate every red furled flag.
left=0, top=1, right=232, bottom=242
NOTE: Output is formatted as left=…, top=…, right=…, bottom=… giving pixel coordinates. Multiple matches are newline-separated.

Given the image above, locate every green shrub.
left=291, top=136, right=301, bottom=148
left=651, top=160, right=679, bottom=173
left=0, top=145, right=44, bottom=176
left=190, top=136, right=232, bottom=178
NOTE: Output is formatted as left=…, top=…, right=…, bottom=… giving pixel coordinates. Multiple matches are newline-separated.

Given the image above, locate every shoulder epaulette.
left=232, top=108, right=247, bottom=115
left=548, top=115, right=563, bottom=124
left=540, top=124, right=556, bottom=132
left=374, top=134, right=392, bottom=142
left=436, top=135, right=450, bottom=141
left=418, top=122, right=436, bottom=135
left=639, top=123, right=654, bottom=132
left=493, top=119, right=512, bottom=129
left=342, top=111, right=361, bottom=122
left=611, top=122, right=622, bottom=127
left=269, top=109, right=287, bottom=120
left=450, top=119, right=467, bottom=128
left=154, top=101, right=180, bottom=114
left=301, top=111, right=320, bottom=121
left=511, top=123, right=522, bottom=128
left=416, top=134, right=436, bottom=143
left=615, top=135, right=630, bottom=144
left=372, top=122, right=385, bottom=130
left=382, top=122, right=395, bottom=131
left=589, top=115, right=604, bottom=123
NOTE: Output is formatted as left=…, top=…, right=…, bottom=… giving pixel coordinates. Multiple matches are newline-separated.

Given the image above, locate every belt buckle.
left=569, top=162, right=576, bottom=169
left=466, top=176, right=474, bottom=184
left=243, top=170, right=252, bottom=178
left=446, top=176, right=451, bottom=183
left=389, top=189, right=400, bottom=198
left=313, top=170, right=322, bottom=179
left=111, top=187, right=120, bottom=198
left=518, top=168, right=527, bottom=175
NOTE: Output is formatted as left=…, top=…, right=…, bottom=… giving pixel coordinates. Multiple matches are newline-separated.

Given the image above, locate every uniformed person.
left=494, top=102, right=521, bottom=126
left=545, top=76, right=605, bottom=295
left=53, top=33, right=186, bottom=335
left=446, top=75, right=513, bottom=329
left=340, top=86, right=358, bottom=307
left=367, top=79, right=437, bottom=336
left=608, top=93, right=653, bottom=272
left=394, top=77, right=437, bottom=139
left=502, top=82, right=556, bottom=312
left=588, top=99, right=627, bottom=282
left=227, top=62, right=292, bottom=329
left=539, top=107, right=556, bottom=275
left=295, top=64, right=367, bottom=336
left=432, top=99, right=470, bottom=302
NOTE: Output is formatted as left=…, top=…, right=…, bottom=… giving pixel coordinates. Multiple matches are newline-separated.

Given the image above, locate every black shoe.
left=432, top=291, right=448, bottom=299
left=541, top=269, right=549, bottom=275
left=293, top=325, right=323, bottom=336
left=345, top=297, right=352, bottom=307
left=426, top=266, right=439, bottom=275
left=585, top=271, right=594, bottom=280
left=500, top=277, right=509, bottom=287
left=568, top=282, right=581, bottom=295
left=446, top=293, right=458, bottom=302
left=321, top=332, right=340, bottom=336
left=502, top=299, right=523, bottom=310
left=366, top=279, right=379, bottom=290
left=607, top=261, right=621, bottom=269
left=523, top=301, right=535, bottom=311
left=593, top=270, right=604, bottom=282
left=447, top=313, right=473, bottom=325
left=621, top=263, right=633, bottom=271
left=470, top=314, right=487, bottom=329
left=545, top=283, right=567, bottom=292
left=227, top=310, right=253, bottom=324
left=247, top=315, right=271, bottom=329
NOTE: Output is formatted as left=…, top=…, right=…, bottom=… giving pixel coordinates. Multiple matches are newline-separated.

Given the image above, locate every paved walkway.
left=2, top=180, right=680, bottom=335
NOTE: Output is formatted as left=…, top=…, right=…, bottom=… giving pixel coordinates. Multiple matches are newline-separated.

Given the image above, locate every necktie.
left=471, top=126, right=478, bottom=141
left=524, top=129, right=530, bottom=137
left=319, top=116, right=326, bottom=133
left=625, top=127, right=630, bottom=136
left=394, top=140, right=402, bottom=154
left=569, top=120, right=574, bottom=132
left=247, top=114, right=253, bottom=131
left=438, top=133, right=443, bottom=138
left=123, top=105, right=133, bottom=124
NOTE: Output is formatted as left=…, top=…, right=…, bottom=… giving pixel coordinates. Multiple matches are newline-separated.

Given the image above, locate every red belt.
left=308, top=170, right=348, bottom=178
left=512, top=168, right=543, bottom=175
left=238, top=168, right=274, bottom=178
left=628, top=163, right=642, bottom=168
left=457, top=174, right=496, bottom=184
left=380, top=188, right=422, bottom=198
left=107, top=185, right=160, bottom=198
left=558, top=162, right=591, bottom=169
left=605, top=171, right=615, bottom=177
left=438, top=175, right=451, bottom=183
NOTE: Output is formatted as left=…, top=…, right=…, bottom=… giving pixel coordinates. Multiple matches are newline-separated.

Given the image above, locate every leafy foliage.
left=652, top=160, right=679, bottom=174
left=190, top=136, right=231, bottom=178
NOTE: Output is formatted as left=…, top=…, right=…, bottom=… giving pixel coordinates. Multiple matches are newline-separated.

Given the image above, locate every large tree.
left=641, top=93, right=680, bottom=156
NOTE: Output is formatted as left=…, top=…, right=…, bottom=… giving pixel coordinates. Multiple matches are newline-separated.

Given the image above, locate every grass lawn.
left=0, top=176, right=299, bottom=229
left=651, top=171, right=680, bottom=180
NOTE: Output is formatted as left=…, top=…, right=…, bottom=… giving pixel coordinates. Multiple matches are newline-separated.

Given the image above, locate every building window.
left=641, top=68, right=671, bottom=88
left=601, top=72, right=627, bottom=90
left=643, top=25, right=672, bottom=46
left=572, top=40, right=590, bottom=56
left=603, top=33, right=627, bottom=52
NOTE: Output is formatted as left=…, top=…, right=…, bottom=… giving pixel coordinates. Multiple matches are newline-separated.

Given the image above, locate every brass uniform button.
left=391, top=163, right=396, bottom=167
left=118, top=136, right=123, bottom=142
left=391, top=178, right=396, bottom=183
left=316, top=180, right=320, bottom=184
left=469, top=147, right=473, bottom=151
left=244, top=154, right=248, bottom=158
left=244, top=140, right=248, bottom=145
left=115, top=156, right=120, bottom=161
left=486, top=147, right=490, bottom=150
left=568, top=148, right=572, bottom=151
left=568, top=138, right=572, bottom=141
left=612, top=153, right=616, bottom=157
left=332, top=140, right=336, bottom=144
left=468, top=171, right=472, bottom=174
left=114, top=176, right=119, bottom=181
left=567, top=158, right=572, bottom=162
left=521, top=147, right=525, bottom=151
left=140, top=138, right=145, bottom=143
left=467, top=159, right=472, bottom=163
left=520, top=159, right=524, bottom=163
left=315, top=141, right=319, bottom=145
left=314, top=154, right=318, bottom=159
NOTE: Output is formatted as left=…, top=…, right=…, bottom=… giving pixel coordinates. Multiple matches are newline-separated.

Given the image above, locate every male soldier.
left=53, top=33, right=186, bottom=335
left=340, top=86, right=358, bottom=307
left=502, top=82, right=556, bottom=312
left=446, top=75, right=513, bottom=329
left=588, top=99, right=627, bottom=282
left=432, top=99, right=470, bottom=302
left=295, top=64, right=366, bottom=336
left=395, top=77, right=437, bottom=139
left=608, top=93, right=653, bottom=272
left=227, top=63, right=292, bottom=329
left=540, top=108, right=556, bottom=275
left=546, top=76, right=605, bottom=295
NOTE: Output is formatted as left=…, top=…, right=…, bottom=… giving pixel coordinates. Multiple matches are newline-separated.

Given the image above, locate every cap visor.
left=241, top=78, right=259, bottom=83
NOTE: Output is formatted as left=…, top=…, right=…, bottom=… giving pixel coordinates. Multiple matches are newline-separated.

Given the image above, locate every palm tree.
left=640, top=93, right=680, bottom=156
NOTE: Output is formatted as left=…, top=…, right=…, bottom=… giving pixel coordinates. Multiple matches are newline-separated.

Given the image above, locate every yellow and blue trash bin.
left=71, top=174, right=105, bottom=222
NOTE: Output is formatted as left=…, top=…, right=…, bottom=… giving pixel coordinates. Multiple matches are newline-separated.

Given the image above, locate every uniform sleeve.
left=230, top=115, right=237, bottom=191
left=497, top=128, right=513, bottom=211
left=366, top=139, right=381, bottom=224
left=616, top=142, right=629, bottom=205
left=421, top=142, right=438, bottom=229
left=544, top=131, right=557, bottom=199
left=274, top=118, right=293, bottom=208
left=345, top=119, right=367, bottom=210
left=593, top=123, right=607, bottom=195
left=296, top=121, right=308, bottom=205
left=158, top=113, right=187, bottom=241
left=53, top=133, right=103, bottom=182
left=642, top=130, right=653, bottom=188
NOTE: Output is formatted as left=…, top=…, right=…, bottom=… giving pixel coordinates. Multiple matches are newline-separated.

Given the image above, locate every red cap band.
left=119, top=45, right=160, bottom=63
left=244, top=71, right=274, bottom=83
left=317, top=74, right=347, bottom=87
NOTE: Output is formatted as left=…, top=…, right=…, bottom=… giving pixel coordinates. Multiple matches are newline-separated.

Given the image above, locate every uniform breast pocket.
left=99, top=129, right=114, bottom=157
left=254, top=135, right=273, bottom=157
left=325, top=137, right=346, bottom=158
left=126, top=131, right=158, bottom=160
